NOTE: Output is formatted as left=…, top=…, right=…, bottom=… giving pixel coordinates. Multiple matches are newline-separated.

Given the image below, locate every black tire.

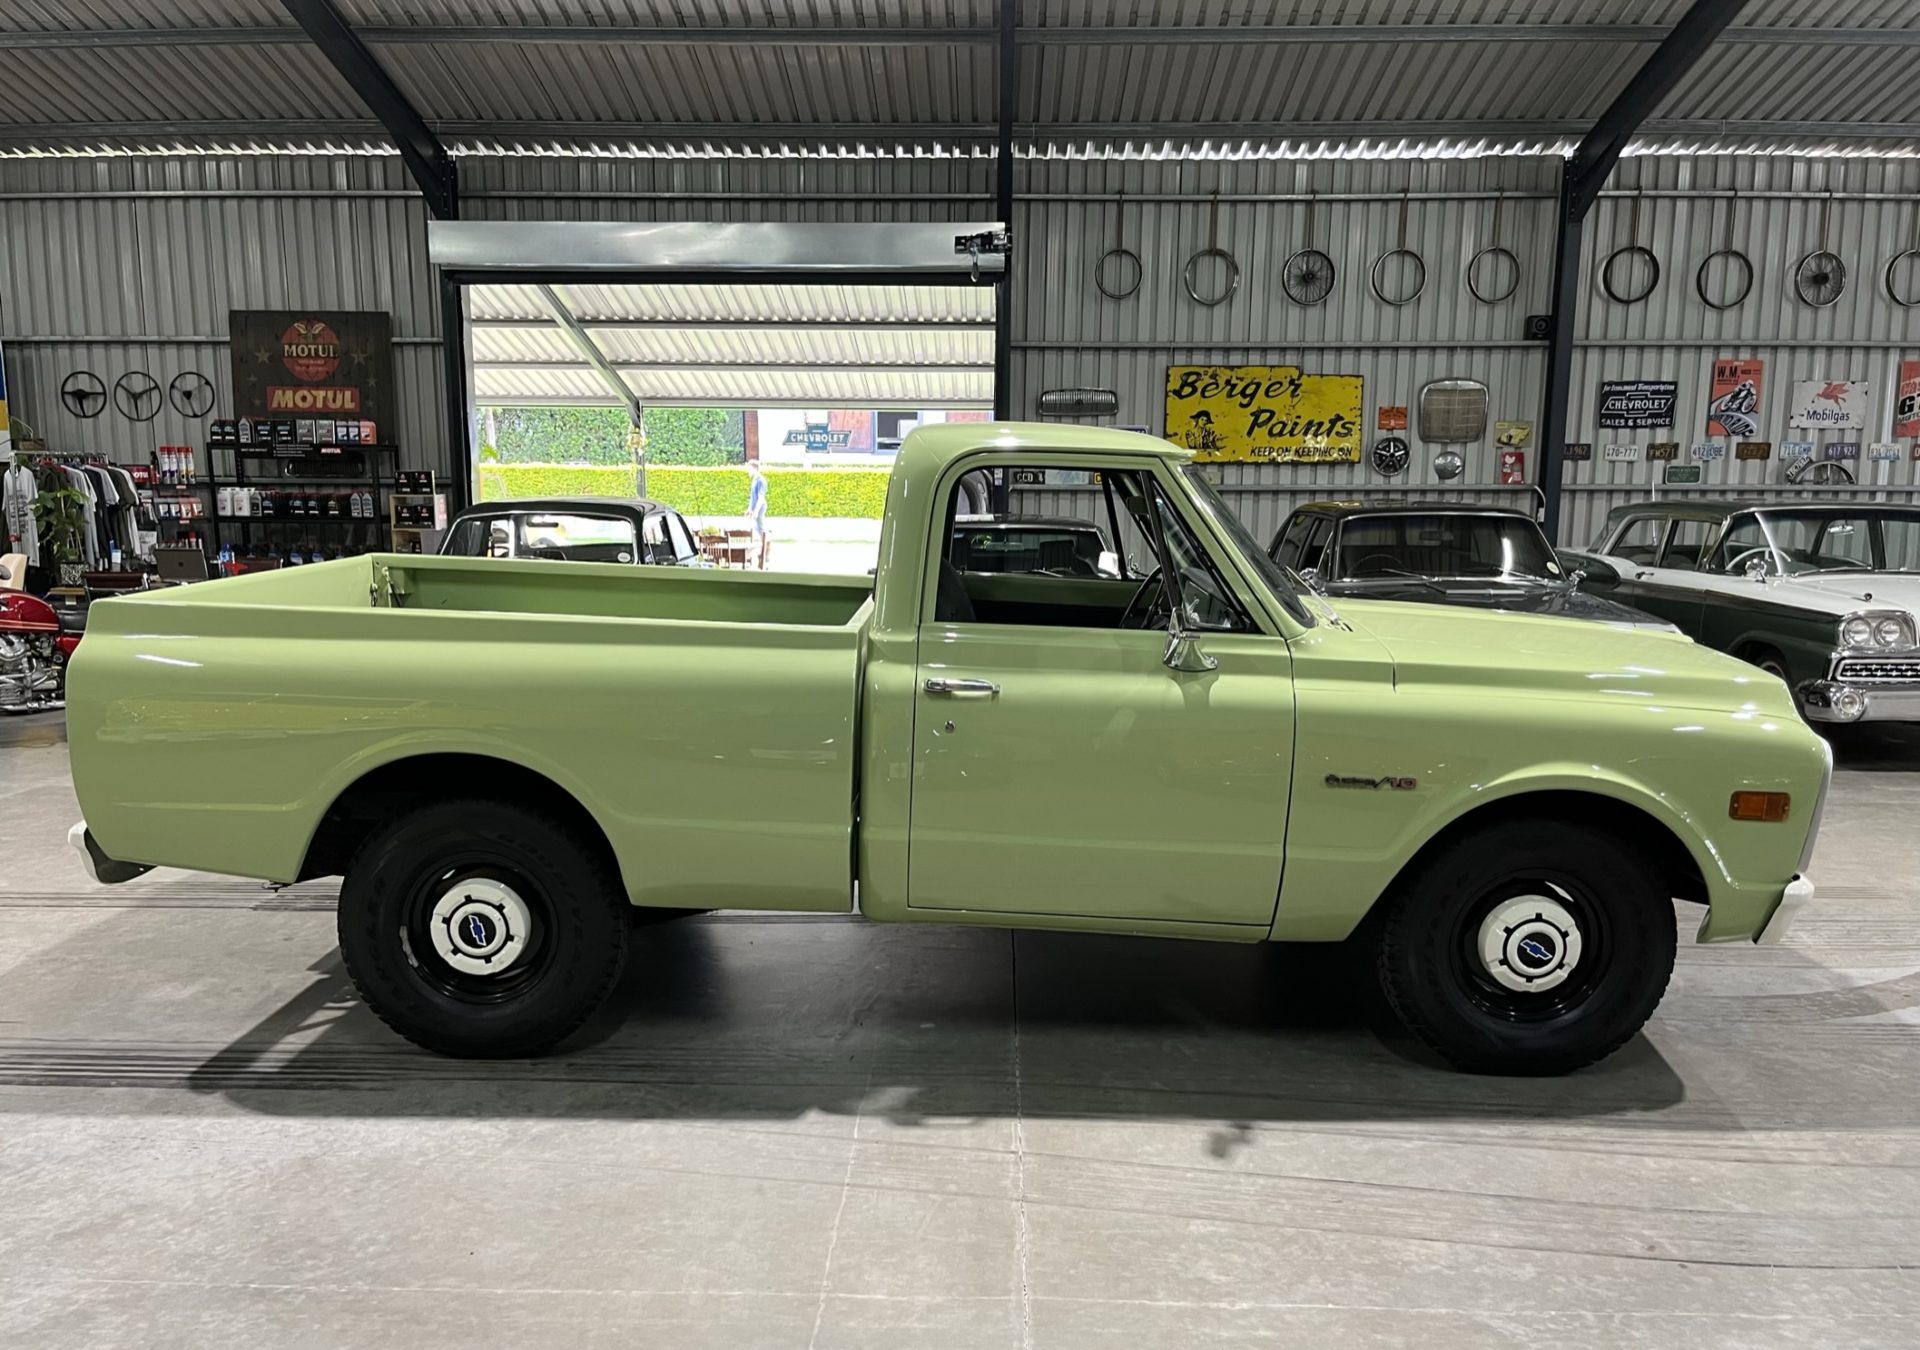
left=338, top=799, right=629, bottom=1057
left=1375, top=820, right=1676, bottom=1075
left=1742, top=645, right=1791, bottom=684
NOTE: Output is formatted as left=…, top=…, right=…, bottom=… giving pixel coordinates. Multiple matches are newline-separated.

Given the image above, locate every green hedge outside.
left=478, top=463, right=892, bottom=520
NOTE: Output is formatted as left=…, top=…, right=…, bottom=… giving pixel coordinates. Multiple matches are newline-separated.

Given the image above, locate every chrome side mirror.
left=1298, top=566, right=1325, bottom=594
left=1744, top=555, right=1771, bottom=581
left=1163, top=630, right=1219, bottom=674
left=1567, top=568, right=1586, bottom=592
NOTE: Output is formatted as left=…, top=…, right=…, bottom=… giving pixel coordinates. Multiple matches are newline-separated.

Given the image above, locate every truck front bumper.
left=1755, top=874, right=1815, bottom=946
left=69, top=822, right=153, bottom=885
left=1798, top=680, right=1920, bottom=723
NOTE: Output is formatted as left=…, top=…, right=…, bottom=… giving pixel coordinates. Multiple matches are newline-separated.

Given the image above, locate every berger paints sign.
left=230, top=310, right=395, bottom=429
left=1165, top=365, right=1364, bottom=463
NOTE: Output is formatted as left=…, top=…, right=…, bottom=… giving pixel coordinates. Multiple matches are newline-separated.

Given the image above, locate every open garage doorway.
left=432, top=222, right=1004, bottom=576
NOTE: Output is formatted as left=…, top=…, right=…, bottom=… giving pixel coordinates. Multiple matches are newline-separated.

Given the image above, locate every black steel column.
left=1536, top=0, right=1750, bottom=545
left=1538, top=168, right=1583, bottom=546
left=440, top=269, right=472, bottom=514
left=992, top=0, right=1016, bottom=426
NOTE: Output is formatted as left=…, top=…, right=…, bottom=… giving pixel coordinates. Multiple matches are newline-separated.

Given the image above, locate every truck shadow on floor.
left=185, top=917, right=1688, bottom=1127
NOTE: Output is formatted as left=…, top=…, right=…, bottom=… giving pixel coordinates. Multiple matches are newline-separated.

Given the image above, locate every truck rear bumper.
left=69, top=822, right=154, bottom=886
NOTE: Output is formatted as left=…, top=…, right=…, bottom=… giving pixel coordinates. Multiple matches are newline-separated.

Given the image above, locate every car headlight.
left=1841, top=616, right=1875, bottom=648
left=1875, top=616, right=1911, bottom=648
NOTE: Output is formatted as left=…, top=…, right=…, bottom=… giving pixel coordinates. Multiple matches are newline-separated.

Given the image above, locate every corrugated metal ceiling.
left=4, top=1, right=1916, bottom=155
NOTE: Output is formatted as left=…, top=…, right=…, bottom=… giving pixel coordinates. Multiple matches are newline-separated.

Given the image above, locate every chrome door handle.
left=924, top=677, right=999, bottom=697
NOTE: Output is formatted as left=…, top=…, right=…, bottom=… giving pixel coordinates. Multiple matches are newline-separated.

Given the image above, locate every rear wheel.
left=338, top=799, right=629, bottom=1057
left=1375, top=821, right=1676, bottom=1075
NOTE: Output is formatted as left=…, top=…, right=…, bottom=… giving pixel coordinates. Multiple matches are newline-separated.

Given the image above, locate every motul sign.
left=231, top=309, right=393, bottom=432
left=280, top=321, right=341, bottom=381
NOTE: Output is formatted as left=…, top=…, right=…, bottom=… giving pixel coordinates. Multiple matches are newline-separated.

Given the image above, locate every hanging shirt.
left=2, top=463, right=39, bottom=566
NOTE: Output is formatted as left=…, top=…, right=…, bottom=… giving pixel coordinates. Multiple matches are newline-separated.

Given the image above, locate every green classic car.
left=1568, top=500, right=1920, bottom=724
left=64, top=425, right=1827, bottom=1075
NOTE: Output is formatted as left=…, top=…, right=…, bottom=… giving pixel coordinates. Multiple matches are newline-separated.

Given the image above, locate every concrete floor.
left=1, top=714, right=1918, bottom=1349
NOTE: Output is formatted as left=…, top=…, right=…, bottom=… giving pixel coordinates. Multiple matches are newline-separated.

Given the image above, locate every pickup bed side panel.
left=68, top=596, right=861, bottom=912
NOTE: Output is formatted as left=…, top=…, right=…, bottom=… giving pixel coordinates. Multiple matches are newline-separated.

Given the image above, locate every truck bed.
left=66, top=555, right=871, bottom=912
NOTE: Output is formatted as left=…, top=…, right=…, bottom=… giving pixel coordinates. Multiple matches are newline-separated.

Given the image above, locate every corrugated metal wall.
left=0, top=157, right=443, bottom=470
left=1008, top=155, right=1920, bottom=547
left=4, top=151, right=1918, bottom=548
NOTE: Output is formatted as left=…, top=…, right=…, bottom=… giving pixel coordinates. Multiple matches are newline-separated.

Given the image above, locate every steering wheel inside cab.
left=1119, top=568, right=1170, bottom=630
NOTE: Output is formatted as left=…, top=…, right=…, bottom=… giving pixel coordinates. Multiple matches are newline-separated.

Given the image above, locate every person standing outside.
left=745, top=458, right=770, bottom=570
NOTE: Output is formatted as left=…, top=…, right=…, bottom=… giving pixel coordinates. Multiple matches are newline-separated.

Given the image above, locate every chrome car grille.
left=1835, top=658, right=1920, bottom=684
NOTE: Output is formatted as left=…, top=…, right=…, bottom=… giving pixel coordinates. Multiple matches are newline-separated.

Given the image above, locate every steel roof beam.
left=276, top=0, right=457, bottom=220
left=10, top=117, right=1917, bottom=149
left=531, top=286, right=644, bottom=426
left=10, top=23, right=1920, bottom=48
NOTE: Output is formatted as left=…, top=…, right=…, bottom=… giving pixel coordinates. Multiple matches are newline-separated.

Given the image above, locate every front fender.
left=1271, top=686, right=1826, bottom=944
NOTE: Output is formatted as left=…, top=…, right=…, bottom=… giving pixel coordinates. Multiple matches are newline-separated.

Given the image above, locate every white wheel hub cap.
left=1477, top=891, right=1583, bottom=994
left=429, top=878, right=532, bottom=976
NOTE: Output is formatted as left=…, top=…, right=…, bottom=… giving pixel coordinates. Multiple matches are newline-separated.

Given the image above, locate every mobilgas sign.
left=1596, top=380, right=1678, bottom=429
left=229, top=310, right=395, bottom=430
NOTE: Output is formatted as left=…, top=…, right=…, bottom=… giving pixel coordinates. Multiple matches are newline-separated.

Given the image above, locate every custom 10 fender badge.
left=1325, top=774, right=1418, bottom=790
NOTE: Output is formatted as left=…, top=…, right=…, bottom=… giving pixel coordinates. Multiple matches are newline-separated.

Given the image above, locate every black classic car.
left=1267, top=501, right=1673, bottom=630
left=442, top=497, right=706, bottom=566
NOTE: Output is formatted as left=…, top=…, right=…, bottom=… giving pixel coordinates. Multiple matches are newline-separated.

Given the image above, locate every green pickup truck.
left=66, top=424, right=1827, bottom=1074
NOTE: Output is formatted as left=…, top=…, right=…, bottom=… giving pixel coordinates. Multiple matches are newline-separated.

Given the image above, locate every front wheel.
left=1375, top=821, right=1677, bottom=1075
left=338, top=799, right=629, bottom=1057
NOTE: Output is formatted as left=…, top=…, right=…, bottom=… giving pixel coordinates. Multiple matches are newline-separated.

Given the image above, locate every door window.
left=1608, top=516, right=1667, bottom=565
left=1660, top=520, right=1714, bottom=571
left=933, top=465, right=1245, bottom=631
left=666, top=513, right=700, bottom=563
left=1299, top=519, right=1334, bottom=575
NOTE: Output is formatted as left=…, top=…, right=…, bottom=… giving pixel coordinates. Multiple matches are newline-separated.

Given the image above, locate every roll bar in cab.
left=66, top=424, right=1827, bottom=1074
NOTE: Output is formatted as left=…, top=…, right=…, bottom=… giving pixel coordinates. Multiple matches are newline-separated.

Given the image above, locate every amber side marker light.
left=1729, top=791, right=1792, bottom=822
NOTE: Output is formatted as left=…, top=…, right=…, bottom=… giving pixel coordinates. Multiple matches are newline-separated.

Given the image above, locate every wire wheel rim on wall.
left=1095, top=189, right=1142, bottom=300
left=59, top=371, right=107, bottom=419
left=1467, top=194, right=1521, bottom=304
left=1883, top=204, right=1920, bottom=307
left=1282, top=193, right=1336, bottom=306
left=1369, top=194, right=1426, bottom=307
left=1786, top=457, right=1855, bottom=486
left=1599, top=194, right=1660, bottom=305
left=1794, top=194, right=1848, bottom=308
left=1182, top=192, right=1240, bottom=306
left=1694, top=191, right=1753, bottom=311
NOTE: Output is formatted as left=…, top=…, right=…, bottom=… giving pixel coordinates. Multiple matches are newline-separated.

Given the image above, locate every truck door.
left=906, top=464, right=1295, bottom=930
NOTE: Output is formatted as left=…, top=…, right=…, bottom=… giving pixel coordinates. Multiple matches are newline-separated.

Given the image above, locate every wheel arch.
left=297, top=752, right=624, bottom=895
left=1368, top=788, right=1709, bottom=930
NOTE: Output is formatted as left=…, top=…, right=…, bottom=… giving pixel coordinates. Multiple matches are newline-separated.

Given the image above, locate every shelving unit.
left=141, top=447, right=214, bottom=556
left=388, top=472, right=448, bottom=555
left=207, top=443, right=398, bottom=563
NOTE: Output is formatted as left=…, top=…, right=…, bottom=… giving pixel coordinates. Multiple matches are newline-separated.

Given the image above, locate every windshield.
left=1715, top=511, right=1920, bottom=575
left=1332, top=514, right=1562, bottom=582
left=445, top=512, right=640, bottom=564
left=1178, top=465, right=1312, bottom=625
